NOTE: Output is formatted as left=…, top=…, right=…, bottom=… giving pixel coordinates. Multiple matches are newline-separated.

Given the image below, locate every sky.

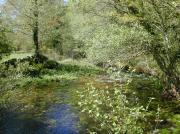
left=0, top=0, right=4, bottom=4
left=0, top=0, right=5, bottom=5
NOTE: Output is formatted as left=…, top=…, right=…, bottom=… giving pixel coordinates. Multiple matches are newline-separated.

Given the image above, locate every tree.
left=4, top=0, right=41, bottom=55
left=68, top=0, right=149, bottom=63
left=111, top=0, right=180, bottom=98
left=69, top=0, right=180, bottom=98
left=32, top=0, right=39, bottom=56
left=3, top=0, right=66, bottom=57
left=0, top=15, right=12, bottom=59
left=3, top=0, right=77, bottom=59
left=42, top=4, right=72, bottom=56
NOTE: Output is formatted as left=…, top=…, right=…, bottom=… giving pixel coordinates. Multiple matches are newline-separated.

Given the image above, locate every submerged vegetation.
left=0, top=0, right=180, bottom=134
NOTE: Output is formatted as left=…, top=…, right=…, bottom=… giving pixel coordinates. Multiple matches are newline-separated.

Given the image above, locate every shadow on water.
left=0, top=108, right=47, bottom=134
left=0, top=81, right=85, bottom=134
left=0, top=104, right=84, bottom=134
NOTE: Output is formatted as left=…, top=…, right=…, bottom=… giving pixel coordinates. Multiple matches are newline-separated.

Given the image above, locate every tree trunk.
left=33, top=22, right=39, bottom=55
left=153, top=52, right=180, bottom=99
left=33, top=0, right=39, bottom=56
left=162, top=68, right=180, bottom=100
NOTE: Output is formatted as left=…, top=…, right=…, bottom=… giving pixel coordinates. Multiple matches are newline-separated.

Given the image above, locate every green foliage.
left=77, top=84, right=145, bottom=134
left=0, top=54, right=101, bottom=81
left=112, top=0, right=180, bottom=95
left=0, top=56, right=101, bottom=119
left=41, top=2, right=75, bottom=56
left=23, top=63, right=43, bottom=77
left=68, top=0, right=150, bottom=64
left=0, top=0, right=179, bottom=132
left=69, top=0, right=180, bottom=97
left=86, top=24, right=149, bottom=64
left=0, top=25, right=12, bottom=59
left=43, top=60, right=59, bottom=69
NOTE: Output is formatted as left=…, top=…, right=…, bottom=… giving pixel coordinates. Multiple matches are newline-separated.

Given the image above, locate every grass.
left=0, top=52, right=33, bottom=64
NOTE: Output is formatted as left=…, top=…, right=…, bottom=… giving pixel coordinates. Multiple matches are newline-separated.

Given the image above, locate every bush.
left=43, top=60, right=59, bottom=69
left=77, top=84, right=146, bottom=134
left=85, top=24, right=149, bottom=65
left=0, top=62, right=26, bottom=78
left=132, top=61, right=159, bottom=77
left=23, top=64, right=43, bottom=77
left=132, top=62, right=149, bottom=74
left=0, top=60, right=42, bottom=78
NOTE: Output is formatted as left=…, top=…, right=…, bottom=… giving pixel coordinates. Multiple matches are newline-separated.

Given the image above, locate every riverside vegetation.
left=0, top=0, right=180, bottom=134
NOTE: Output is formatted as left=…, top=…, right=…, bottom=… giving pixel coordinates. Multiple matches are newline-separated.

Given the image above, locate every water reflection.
left=0, top=104, right=83, bottom=134
left=46, top=104, right=81, bottom=134
left=0, top=109, right=47, bottom=134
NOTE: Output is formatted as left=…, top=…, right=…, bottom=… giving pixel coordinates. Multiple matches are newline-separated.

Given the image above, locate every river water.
left=0, top=80, right=87, bottom=134
left=0, top=104, right=83, bottom=134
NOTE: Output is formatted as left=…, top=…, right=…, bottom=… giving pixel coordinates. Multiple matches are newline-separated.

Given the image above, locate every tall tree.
left=70, top=0, right=180, bottom=98
left=68, top=0, right=149, bottom=62
left=111, top=0, right=180, bottom=98
left=3, top=0, right=66, bottom=56
left=0, top=15, right=12, bottom=59
left=33, top=0, right=39, bottom=55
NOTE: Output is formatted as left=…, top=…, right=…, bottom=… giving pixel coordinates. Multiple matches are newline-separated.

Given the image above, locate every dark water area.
left=0, top=83, right=85, bottom=134
left=0, top=103, right=83, bottom=134
left=0, top=110, right=47, bottom=134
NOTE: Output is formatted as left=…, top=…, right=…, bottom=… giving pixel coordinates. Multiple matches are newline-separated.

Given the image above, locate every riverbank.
left=0, top=55, right=179, bottom=134
left=0, top=55, right=101, bottom=134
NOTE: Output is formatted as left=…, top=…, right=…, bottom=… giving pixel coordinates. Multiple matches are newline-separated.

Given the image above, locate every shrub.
left=132, top=62, right=150, bottom=75
left=43, top=60, right=59, bottom=69
left=77, top=84, right=146, bottom=134
left=23, top=64, right=43, bottom=77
